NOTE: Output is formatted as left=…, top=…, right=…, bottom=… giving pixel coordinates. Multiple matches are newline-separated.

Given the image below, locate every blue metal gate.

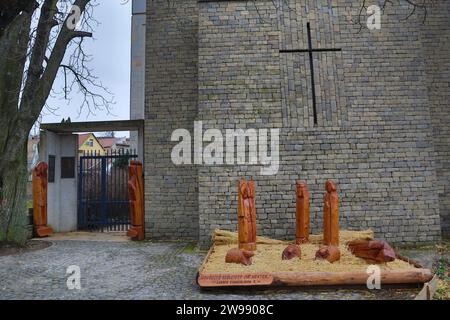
left=78, top=149, right=138, bottom=231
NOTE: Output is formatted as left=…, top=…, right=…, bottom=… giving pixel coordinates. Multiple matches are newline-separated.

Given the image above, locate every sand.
left=213, top=229, right=375, bottom=246
left=202, top=231, right=418, bottom=274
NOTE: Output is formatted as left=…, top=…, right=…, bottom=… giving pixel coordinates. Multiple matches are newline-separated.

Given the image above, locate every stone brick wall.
left=198, top=0, right=283, bottom=246
left=144, top=0, right=448, bottom=246
left=144, top=0, right=199, bottom=240
left=422, top=1, right=450, bottom=239
left=196, top=0, right=444, bottom=248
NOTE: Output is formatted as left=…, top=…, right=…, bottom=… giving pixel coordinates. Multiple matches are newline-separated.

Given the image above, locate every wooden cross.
left=280, top=22, right=341, bottom=125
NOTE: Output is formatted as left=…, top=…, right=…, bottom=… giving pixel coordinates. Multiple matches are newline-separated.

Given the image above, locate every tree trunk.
left=0, top=142, right=28, bottom=244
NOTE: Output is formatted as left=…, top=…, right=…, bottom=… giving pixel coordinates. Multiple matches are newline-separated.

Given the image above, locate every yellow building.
left=78, top=133, right=105, bottom=156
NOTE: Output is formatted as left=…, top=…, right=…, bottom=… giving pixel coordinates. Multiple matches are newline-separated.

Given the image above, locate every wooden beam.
left=415, top=274, right=439, bottom=300
left=197, top=269, right=433, bottom=288
left=272, top=269, right=433, bottom=287
left=41, top=119, right=144, bottom=133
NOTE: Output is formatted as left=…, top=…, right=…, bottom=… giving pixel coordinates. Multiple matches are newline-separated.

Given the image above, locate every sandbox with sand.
left=197, top=230, right=433, bottom=288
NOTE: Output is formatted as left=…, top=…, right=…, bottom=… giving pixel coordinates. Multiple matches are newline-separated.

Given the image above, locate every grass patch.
left=435, top=279, right=450, bottom=300
left=432, top=245, right=449, bottom=300
left=436, top=241, right=450, bottom=255
left=182, top=242, right=198, bottom=253
left=434, top=257, right=449, bottom=280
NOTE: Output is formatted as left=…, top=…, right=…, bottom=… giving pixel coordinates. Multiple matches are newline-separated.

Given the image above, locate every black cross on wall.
left=280, top=22, right=342, bottom=126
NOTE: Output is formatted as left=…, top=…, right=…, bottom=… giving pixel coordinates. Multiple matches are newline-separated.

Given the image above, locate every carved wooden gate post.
left=32, top=162, right=53, bottom=237
left=127, top=160, right=145, bottom=241
left=296, top=181, right=310, bottom=244
left=238, top=179, right=257, bottom=251
left=323, top=180, right=339, bottom=246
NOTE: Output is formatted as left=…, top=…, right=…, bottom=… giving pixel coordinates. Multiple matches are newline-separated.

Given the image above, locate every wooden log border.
left=197, top=245, right=435, bottom=296
left=415, top=275, right=439, bottom=300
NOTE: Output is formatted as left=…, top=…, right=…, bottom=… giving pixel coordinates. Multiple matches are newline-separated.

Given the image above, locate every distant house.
left=78, top=133, right=105, bottom=156
left=98, top=136, right=131, bottom=153
left=116, top=138, right=131, bottom=152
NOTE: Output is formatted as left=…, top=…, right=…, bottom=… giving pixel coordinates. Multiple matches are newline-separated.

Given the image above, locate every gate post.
left=127, top=160, right=145, bottom=241
left=77, top=155, right=84, bottom=229
left=100, top=156, right=108, bottom=231
left=32, top=162, right=54, bottom=237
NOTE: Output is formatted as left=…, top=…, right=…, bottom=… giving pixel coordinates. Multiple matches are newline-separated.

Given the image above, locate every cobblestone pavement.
left=0, top=240, right=432, bottom=300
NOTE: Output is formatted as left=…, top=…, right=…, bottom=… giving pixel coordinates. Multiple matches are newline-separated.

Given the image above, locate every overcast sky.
left=41, top=1, right=132, bottom=126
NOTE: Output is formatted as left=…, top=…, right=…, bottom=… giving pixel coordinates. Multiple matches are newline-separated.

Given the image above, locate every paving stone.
left=0, top=240, right=434, bottom=300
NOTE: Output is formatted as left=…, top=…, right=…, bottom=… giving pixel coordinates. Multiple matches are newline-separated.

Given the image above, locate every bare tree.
left=354, top=0, right=435, bottom=32
left=0, top=0, right=110, bottom=244
left=234, top=0, right=435, bottom=27
left=101, top=131, right=116, bottom=138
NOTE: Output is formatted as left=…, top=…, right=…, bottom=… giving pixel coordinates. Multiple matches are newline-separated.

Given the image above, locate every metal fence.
left=77, top=149, right=138, bottom=232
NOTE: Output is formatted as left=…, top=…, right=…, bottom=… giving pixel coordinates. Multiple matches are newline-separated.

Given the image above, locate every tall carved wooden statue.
left=238, top=179, right=257, bottom=251
left=296, top=181, right=310, bottom=244
left=127, top=160, right=145, bottom=241
left=323, top=180, right=339, bottom=246
left=32, top=162, right=53, bottom=237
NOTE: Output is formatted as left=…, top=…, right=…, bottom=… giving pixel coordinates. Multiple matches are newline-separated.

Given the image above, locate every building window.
left=87, top=139, right=94, bottom=147
left=61, top=157, right=75, bottom=179
left=48, top=155, right=56, bottom=183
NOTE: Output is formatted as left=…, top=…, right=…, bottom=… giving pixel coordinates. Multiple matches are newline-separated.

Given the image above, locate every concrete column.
left=39, top=130, right=78, bottom=232
left=130, top=0, right=146, bottom=156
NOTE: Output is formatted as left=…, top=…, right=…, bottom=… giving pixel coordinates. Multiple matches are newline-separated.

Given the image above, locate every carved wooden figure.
left=282, top=244, right=301, bottom=260
left=315, top=246, right=341, bottom=263
left=127, top=161, right=145, bottom=241
left=32, top=162, right=53, bottom=237
left=323, top=180, right=339, bottom=246
left=238, top=179, right=257, bottom=251
left=347, top=239, right=396, bottom=264
left=225, top=248, right=254, bottom=266
left=296, top=181, right=310, bottom=244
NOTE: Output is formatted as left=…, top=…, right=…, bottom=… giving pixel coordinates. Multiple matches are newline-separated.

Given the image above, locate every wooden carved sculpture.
left=225, top=248, right=254, bottom=266
left=347, top=239, right=396, bottom=264
left=323, top=180, right=339, bottom=246
left=282, top=244, right=301, bottom=260
left=238, top=179, right=257, bottom=251
left=315, top=246, right=341, bottom=263
left=296, top=181, right=310, bottom=244
left=127, top=160, right=145, bottom=241
left=32, top=162, right=53, bottom=237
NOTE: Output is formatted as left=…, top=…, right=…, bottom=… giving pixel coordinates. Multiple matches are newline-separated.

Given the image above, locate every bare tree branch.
left=20, top=0, right=92, bottom=124
left=22, top=0, right=59, bottom=107
left=354, top=0, right=434, bottom=32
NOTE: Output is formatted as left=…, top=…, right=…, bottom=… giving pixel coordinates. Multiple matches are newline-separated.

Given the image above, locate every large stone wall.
left=130, top=1, right=146, bottom=155
left=144, top=0, right=199, bottom=240
left=422, top=1, right=450, bottom=239
left=196, top=0, right=444, bottom=248
left=144, top=0, right=448, bottom=246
